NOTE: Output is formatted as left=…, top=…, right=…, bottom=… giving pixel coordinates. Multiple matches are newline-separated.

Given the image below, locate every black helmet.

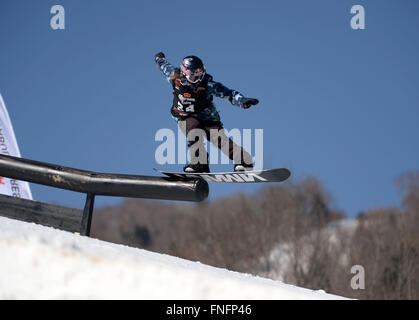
left=180, top=55, right=206, bottom=83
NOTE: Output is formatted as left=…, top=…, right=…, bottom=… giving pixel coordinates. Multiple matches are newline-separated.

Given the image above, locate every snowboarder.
left=155, top=52, right=259, bottom=173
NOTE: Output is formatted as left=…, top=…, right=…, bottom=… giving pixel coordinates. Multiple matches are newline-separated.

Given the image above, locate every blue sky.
left=1, top=0, right=418, bottom=216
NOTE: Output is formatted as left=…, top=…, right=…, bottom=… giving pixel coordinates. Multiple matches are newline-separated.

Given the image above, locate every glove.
left=155, top=52, right=165, bottom=64
left=242, top=98, right=259, bottom=109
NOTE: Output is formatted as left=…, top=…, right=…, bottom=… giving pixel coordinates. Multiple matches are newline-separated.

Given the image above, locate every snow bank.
left=0, top=216, right=347, bottom=299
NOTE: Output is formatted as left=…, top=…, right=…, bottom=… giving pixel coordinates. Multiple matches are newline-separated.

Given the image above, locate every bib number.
left=177, top=102, right=195, bottom=112
left=177, top=94, right=195, bottom=113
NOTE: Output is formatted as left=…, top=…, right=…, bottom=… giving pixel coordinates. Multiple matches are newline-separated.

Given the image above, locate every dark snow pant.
left=178, top=117, right=253, bottom=165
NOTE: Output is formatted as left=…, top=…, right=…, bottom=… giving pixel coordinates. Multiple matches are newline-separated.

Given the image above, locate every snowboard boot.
left=234, top=163, right=254, bottom=172
left=183, top=163, right=210, bottom=173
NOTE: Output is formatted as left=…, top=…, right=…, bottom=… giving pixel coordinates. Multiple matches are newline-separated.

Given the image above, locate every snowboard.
left=154, top=168, right=291, bottom=183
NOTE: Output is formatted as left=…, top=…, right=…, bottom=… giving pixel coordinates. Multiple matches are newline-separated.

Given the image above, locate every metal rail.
left=0, top=154, right=209, bottom=235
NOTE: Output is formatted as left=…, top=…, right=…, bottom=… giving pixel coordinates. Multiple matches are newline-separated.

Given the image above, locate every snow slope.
left=0, top=216, right=347, bottom=299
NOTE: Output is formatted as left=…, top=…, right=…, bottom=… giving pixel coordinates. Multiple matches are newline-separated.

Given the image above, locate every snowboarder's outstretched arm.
left=155, top=52, right=178, bottom=83
left=207, top=77, right=259, bottom=109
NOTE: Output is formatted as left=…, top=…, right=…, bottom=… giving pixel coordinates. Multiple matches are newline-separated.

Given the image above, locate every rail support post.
left=80, top=193, right=95, bottom=236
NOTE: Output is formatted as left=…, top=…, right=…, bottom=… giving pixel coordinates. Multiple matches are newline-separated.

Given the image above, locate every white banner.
left=0, top=93, right=33, bottom=200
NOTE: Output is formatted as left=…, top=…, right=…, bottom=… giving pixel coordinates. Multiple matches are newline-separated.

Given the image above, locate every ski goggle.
left=180, top=64, right=205, bottom=83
